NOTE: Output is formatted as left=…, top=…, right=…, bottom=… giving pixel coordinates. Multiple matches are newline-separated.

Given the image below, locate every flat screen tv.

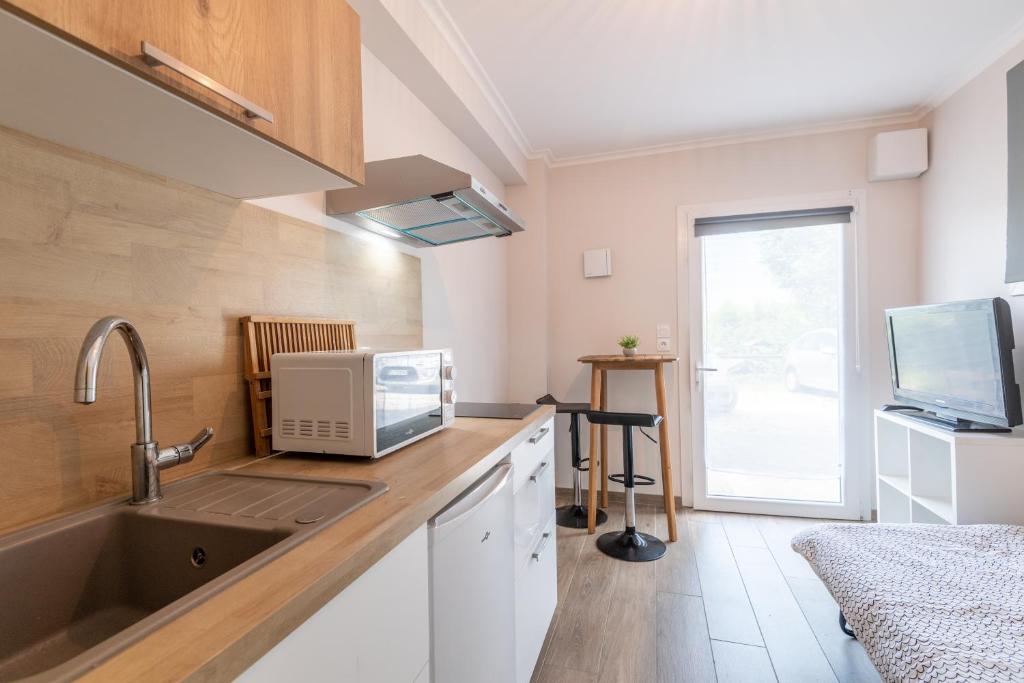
left=885, top=298, right=1022, bottom=431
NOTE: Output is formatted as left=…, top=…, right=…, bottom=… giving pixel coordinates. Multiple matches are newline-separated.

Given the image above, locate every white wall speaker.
left=869, top=128, right=929, bottom=181
left=583, top=248, right=611, bottom=278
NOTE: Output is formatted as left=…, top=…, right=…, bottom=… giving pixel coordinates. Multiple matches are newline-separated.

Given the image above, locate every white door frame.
left=676, top=190, right=871, bottom=520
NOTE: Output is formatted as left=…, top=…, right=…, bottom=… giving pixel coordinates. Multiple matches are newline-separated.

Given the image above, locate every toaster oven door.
left=374, top=352, right=444, bottom=455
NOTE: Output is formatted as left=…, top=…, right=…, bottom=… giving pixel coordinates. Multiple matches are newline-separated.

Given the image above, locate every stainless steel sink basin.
left=0, top=471, right=387, bottom=682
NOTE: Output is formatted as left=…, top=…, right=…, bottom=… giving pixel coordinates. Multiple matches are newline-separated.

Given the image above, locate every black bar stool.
left=537, top=394, right=608, bottom=528
left=586, top=410, right=667, bottom=562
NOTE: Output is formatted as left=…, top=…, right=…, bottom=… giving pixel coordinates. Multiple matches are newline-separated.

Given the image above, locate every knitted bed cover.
left=791, top=523, right=1024, bottom=682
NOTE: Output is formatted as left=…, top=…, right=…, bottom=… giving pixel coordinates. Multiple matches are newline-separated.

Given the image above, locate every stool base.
left=556, top=504, right=607, bottom=529
left=596, top=528, right=667, bottom=562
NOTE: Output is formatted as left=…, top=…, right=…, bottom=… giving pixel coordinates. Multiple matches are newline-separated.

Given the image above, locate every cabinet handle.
left=528, top=460, right=549, bottom=482
left=528, top=426, right=550, bottom=444
left=140, top=41, right=275, bottom=123
left=531, top=531, right=552, bottom=562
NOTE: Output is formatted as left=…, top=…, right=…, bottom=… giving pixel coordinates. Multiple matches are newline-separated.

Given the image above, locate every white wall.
left=505, top=159, right=549, bottom=403
left=538, top=127, right=921, bottom=508
left=253, top=46, right=510, bottom=402
left=920, top=39, right=1024, bottom=385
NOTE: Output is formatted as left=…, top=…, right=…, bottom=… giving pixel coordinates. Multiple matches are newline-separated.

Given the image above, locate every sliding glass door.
left=687, top=198, right=866, bottom=519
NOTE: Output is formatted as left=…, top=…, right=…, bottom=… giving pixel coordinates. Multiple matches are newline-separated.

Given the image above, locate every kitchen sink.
left=0, top=471, right=387, bottom=682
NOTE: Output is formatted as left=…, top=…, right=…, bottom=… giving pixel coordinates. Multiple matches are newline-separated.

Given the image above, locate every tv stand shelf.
left=874, top=410, right=1024, bottom=524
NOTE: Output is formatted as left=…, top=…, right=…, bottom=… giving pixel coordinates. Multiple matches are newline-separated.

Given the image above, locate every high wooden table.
left=578, top=354, right=678, bottom=542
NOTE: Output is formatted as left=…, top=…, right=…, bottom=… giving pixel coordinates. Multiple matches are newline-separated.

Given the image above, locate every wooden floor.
left=532, top=493, right=881, bottom=683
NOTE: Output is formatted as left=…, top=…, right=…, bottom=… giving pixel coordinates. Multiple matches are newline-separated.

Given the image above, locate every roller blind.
left=1006, top=60, right=1024, bottom=283
left=694, top=205, right=854, bottom=237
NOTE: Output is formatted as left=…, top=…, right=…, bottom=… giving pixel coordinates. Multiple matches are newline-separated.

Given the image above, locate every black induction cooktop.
left=454, top=402, right=537, bottom=419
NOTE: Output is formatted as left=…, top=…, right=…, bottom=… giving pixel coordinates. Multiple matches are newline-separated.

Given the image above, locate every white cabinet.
left=238, top=526, right=430, bottom=683
left=511, top=417, right=557, bottom=683
left=514, top=514, right=556, bottom=683
left=875, top=410, right=1024, bottom=524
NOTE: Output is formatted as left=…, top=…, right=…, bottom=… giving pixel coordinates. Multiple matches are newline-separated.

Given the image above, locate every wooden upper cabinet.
left=3, top=0, right=364, bottom=186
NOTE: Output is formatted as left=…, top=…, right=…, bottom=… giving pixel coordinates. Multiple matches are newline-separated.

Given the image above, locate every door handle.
left=428, top=464, right=511, bottom=530
left=529, top=460, right=549, bottom=482
left=528, top=426, right=550, bottom=444
left=694, top=365, right=718, bottom=389
left=531, top=531, right=552, bottom=561
left=140, top=42, right=275, bottom=123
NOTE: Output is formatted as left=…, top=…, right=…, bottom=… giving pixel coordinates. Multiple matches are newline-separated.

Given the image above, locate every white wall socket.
left=656, top=338, right=671, bottom=352
left=656, top=324, right=671, bottom=338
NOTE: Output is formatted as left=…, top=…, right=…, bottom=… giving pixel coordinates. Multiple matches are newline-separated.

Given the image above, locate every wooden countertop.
left=79, top=405, right=555, bottom=683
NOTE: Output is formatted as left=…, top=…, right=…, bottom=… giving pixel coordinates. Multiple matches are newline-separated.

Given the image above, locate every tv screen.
left=886, top=298, right=1022, bottom=428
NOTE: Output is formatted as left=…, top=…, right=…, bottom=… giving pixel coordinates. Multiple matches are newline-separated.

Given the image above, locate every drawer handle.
left=529, top=460, right=549, bottom=482
left=528, top=426, right=550, bottom=444
left=531, top=531, right=552, bottom=562
left=140, top=41, right=275, bottom=123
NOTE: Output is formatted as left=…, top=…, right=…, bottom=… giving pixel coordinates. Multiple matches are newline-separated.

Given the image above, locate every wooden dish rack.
left=241, top=315, right=357, bottom=457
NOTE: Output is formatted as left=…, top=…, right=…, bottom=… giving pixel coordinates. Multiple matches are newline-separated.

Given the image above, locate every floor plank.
left=787, top=576, right=881, bottom=683
left=538, top=508, right=879, bottom=683
left=712, top=640, right=777, bottom=683
left=731, top=545, right=838, bottom=683
left=688, top=520, right=764, bottom=646
left=656, top=508, right=701, bottom=596
left=656, top=592, right=716, bottom=683
left=718, top=512, right=768, bottom=548
left=595, top=505, right=658, bottom=683
left=533, top=662, right=599, bottom=683
left=754, top=516, right=823, bottom=580
left=542, top=504, right=623, bottom=674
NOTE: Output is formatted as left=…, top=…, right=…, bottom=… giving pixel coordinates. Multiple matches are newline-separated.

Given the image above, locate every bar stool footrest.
left=608, top=473, right=656, bottom=486
left=577, top=457, right=590, bottom=473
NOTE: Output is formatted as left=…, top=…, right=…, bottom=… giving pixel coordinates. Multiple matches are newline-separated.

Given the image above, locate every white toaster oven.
left=271, top=349, right=456, bottom=458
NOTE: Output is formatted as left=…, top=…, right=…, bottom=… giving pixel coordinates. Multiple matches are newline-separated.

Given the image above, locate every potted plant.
left=617, top=335, right=640, bottom=357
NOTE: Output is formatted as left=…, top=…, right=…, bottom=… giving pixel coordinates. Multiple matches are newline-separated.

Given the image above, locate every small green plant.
left=617, top=335, right=640, bottom=350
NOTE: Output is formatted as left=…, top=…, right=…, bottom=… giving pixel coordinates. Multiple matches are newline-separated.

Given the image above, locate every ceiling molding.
left=429, top=0, right=1024, bottom=171
left=544, top=111, right=922, bottom=168
left=418, top=0, right=537, bottom=163
left=916, top=13, right=1024, bottom=117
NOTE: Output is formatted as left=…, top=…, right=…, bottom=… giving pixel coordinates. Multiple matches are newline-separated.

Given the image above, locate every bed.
left=791, top=523, right=1024, bottom=682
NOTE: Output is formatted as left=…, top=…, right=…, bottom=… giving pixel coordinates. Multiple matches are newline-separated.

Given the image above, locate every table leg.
left=600, top=369, right=609, bottom=508
left=655, top=363, right=678, bottom=542
left=587, top=365, right=602, bottom=534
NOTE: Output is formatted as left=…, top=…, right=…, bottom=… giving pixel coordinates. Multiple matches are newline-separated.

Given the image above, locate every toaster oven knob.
left=443, top=365, right=457, bottom=381
left=444, top=389, right=457, bottom=404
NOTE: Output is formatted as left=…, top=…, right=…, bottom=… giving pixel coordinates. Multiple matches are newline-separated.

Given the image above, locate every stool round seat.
left=536, top=394, right=608, bottom=529
left=586, top=409, right=667, bottom=563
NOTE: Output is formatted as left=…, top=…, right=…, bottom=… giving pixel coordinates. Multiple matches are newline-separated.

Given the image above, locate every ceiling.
left=434, top=0, right=1024, bottom=164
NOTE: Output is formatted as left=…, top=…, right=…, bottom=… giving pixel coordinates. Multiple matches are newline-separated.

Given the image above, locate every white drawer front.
left=515, top=514, right=557, bottom=683
left=512, top=418, right=554, bottom=493
left=514, top=446, right=555, bottom=573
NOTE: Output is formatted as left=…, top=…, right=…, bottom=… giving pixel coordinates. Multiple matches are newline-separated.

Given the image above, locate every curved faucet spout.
left=74, top=316, right=153, bottom=446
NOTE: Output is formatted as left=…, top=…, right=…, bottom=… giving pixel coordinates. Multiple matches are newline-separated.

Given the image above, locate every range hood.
left=325, top=155, right=525, bottom=247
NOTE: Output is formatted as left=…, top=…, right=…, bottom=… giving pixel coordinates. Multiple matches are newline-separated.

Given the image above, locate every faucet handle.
left=156, top=427, right=214, bottom=470
left=181, top=427, right=214, bottom=461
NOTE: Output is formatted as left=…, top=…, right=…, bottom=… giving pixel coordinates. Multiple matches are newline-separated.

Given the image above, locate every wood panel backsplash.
left=0, top=125, right=422, bottom=532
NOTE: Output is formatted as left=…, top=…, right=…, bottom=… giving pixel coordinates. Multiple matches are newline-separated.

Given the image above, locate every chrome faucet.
left=74, top=316, right=213, bottom=504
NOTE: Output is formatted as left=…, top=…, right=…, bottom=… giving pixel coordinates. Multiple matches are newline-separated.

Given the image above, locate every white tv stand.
left=875, top=409, right=1024, bottom=524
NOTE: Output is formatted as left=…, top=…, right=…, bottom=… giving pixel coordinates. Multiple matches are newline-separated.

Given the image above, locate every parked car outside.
left=784, top=328, right=838, bottom=393
left=703, top=356, right=739, bottom=413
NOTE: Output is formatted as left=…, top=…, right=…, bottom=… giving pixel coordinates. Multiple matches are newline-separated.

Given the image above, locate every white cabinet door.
left=238, top=526, right=430, bottom=683
left=514, top=514, right=557, bottom=683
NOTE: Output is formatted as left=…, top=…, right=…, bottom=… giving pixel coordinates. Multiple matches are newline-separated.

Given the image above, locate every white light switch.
left=1011, top=282, right=1024, bottom=297
left=656, top=324, right=671, bottom=338
left=656, top=339, right=671, bottom=352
